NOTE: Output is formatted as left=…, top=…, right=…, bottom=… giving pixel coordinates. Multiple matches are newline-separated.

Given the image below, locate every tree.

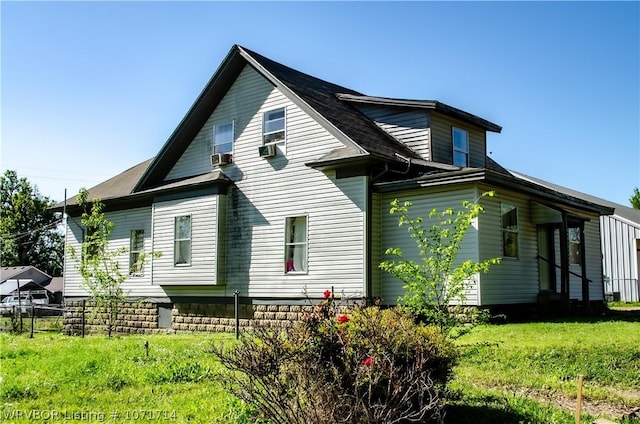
left=69, top=189, right=127, bottom=337
left=70, top=188, right=158, bottom=337
left=0, top=170, right=63, bottom=276
left=380, top=192, right=501, bottom=336
left=630, top=187, right=640, bottom=210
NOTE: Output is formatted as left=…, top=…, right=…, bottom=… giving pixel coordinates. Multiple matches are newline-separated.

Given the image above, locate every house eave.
left=374, top=168, right=614, bottom=216
left=60, top=172, right=233, bottom=215
left=336, top=93, right=502, bottom=133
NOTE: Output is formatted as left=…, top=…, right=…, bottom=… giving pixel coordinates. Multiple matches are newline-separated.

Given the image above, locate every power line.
left=1, top=219, right=64, bottom=243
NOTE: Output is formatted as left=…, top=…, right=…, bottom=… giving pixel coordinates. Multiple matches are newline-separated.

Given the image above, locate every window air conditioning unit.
left=211, top=153, right=232, bottom=166
left=258, top=144, right=277, bottom=158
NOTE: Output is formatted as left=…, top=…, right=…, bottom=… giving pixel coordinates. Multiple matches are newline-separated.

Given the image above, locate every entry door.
left=537, top=225, right=556, bottom=291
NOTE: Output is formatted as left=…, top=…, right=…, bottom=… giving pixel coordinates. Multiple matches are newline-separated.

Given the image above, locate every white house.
left=56, top=45, right=614, bottom=332
left=510, top=172, right=640, bottom=302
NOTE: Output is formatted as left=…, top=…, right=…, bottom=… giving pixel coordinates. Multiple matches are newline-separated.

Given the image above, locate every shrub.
left=212, top=291, right=457, bottom=423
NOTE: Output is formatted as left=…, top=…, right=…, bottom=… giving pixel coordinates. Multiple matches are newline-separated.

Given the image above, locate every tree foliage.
left=380, top=192, right=501, bottom=336
left=0, top=170, right=63, bottom=276
left=69, top=189, right=127, bottom=337
left=630, top=187, right=640, bottom=210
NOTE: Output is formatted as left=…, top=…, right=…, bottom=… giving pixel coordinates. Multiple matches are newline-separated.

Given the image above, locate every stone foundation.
left=63, top=300, right=321, bottom=336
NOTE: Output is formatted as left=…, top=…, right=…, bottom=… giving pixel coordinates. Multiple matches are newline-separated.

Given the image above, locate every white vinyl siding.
left=380, top=186, right=480, bottom=305
left=430, top=112, right=486, bottom=168
left=63, top=206, right=166, bottom=298
left=164, top=66, right=367, bottom=298
left=152, top=195, right=222, bottom=285
left=354, top=105, right=431, bottom=160
left=477, top=190, right=539, bottom=305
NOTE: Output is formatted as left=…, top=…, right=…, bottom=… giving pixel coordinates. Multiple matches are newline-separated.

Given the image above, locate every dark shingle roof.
left=54, top=158, right=232, bottom=211
left=336, top=94, right=502, bottom=133
left=60, top=45, right=503, bottom=204
left=241, top=46, right=421, bottom=162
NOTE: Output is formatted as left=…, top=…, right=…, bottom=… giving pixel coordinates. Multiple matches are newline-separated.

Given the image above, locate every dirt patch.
left=467, top=382, right=640, bottom=421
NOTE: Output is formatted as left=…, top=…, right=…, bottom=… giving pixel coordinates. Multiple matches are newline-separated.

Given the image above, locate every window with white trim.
left=285, top=216, right=307, bottom=273
left=174, top=215, right=191, bottom=266
left=129, top=230, right=145, bottom=276
left=501, top=203, right=518, bottom=258
left=263, top=107, right=286, bottom=145
left=213, top=121, right=234, bottom=154
left=452, top=127, right=469, bottom=167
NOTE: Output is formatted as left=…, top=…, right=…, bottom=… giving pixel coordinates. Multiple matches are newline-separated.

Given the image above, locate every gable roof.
left=57, top=45, right=503, bottom=207
left=1, top=266, right=51, bottom=283
left=135, top=45, right=500, bottom=190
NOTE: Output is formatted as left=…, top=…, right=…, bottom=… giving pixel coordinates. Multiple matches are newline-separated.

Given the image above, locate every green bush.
left=213, top=291, right=457, bottom=423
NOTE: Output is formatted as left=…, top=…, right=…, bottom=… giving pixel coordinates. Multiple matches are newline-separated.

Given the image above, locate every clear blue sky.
left=2, top=2, right=638, bottom=206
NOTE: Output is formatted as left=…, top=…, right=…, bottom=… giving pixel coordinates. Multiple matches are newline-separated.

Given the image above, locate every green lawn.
left=0, top=333, right=251, bottom=424
left=1, top=313, right=638, bottom=423
left=450, top=313, right=640, bottom=423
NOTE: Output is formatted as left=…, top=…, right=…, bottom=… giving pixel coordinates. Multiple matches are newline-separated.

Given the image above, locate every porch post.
left=559, top=212, right=570, bottom=314
left=579, top=221, right=590, bottom=312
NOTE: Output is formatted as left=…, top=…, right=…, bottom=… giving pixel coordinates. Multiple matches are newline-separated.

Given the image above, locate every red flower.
left=323, top=290, right=332, bottom=299
left=337, top=314, right=349, bottom=324
left=362, top=357, right=374, bottom=366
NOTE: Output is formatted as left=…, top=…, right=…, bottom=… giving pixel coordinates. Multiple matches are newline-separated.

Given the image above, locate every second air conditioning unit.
left=258, top=144, right=277, bottom=158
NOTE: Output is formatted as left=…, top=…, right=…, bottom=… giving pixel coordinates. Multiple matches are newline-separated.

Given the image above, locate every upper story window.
left=174, top=215, right=191, bottom=266
left=263, top=107, right=286, bottom=145
left=452, top=127, right=469, bottom=167
left=501, top=203, right=519, bottom=258
left=285, top=215, right=307, bottom=274
left=129, top=230, right=145, bottom=276
left=213, top=121, right=234, bottom=154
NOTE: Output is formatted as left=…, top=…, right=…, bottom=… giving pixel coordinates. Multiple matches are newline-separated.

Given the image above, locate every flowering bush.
left=212, top=290, right=457, bottom=423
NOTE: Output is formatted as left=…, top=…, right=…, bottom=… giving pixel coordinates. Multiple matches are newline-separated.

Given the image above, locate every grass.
left=451, top=315, right=640, bottom=423
left=1, top=314, right=638, bottom=423
left=608, top=301, right=640, bottom=309
left=0, top=333, right=253, bottom=423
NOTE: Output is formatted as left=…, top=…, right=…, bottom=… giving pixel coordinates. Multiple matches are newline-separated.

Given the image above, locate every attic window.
left=263, top=107, right=286, bottom=145
left=213, top=121, right=234, bottom=154
left=452, top=127, right=469, bottom=167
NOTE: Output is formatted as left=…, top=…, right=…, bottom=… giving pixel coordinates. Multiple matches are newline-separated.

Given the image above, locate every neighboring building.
left=55, top=45, right=614, bottom=332
left=0, top=266, right=61, bottom=302
left=511, top=172, right=640, bottom=302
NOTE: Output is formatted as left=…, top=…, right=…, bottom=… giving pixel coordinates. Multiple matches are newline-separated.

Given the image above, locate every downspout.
left=365, top=175, right=373, bottom=303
